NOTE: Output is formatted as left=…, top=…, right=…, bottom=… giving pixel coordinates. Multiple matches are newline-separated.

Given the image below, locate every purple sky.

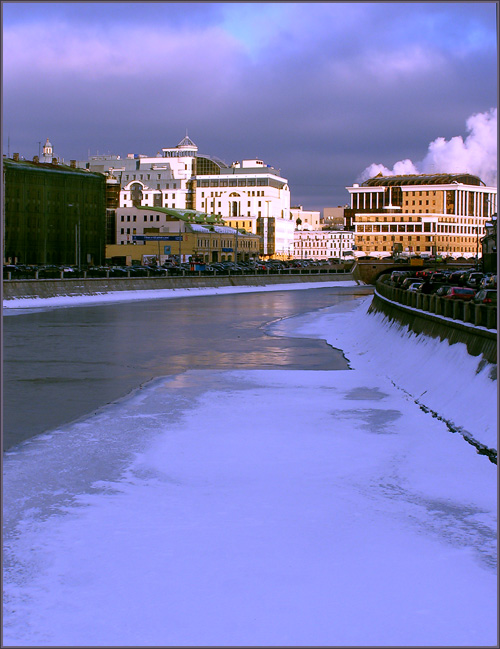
left=2, top=2, right=497, bottom=209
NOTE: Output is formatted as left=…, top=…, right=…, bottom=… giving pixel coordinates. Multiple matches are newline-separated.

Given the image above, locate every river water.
left=3, top=287, right=361, bottom=450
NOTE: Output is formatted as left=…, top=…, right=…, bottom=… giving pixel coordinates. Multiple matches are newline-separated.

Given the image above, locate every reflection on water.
left=3, top=288, right=359, bottom=449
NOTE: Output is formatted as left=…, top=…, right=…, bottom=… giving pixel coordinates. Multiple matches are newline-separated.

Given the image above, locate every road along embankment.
left=2, top=272, right=360, bottom=301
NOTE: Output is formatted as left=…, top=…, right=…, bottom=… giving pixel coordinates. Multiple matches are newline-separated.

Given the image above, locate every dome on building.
left=177, top=134, right=197, bottom=148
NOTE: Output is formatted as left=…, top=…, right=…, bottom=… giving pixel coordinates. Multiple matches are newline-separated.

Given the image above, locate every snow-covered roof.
left=189, top=224, right=239, bottom=234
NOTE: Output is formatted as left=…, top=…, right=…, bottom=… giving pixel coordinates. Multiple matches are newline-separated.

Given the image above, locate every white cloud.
left=3, top=21, right=245, bottom=81
left=360, top=108, right=498, bottom=186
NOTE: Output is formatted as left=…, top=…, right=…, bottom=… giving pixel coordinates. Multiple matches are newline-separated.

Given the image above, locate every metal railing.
left=376, top=280, right=497, bottom=330
left=3, top=265, right=354, bottom=281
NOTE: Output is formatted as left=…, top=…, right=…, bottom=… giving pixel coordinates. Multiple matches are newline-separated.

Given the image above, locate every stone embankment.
left=2, top=270, right=362, bottom=301
left=372, top=280, right=497, bottom=365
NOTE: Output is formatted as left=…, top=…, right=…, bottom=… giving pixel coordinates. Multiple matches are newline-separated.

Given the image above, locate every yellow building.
left=346, top=173, right=497, bottom=258
left=106, top=206, right=260, bottom=265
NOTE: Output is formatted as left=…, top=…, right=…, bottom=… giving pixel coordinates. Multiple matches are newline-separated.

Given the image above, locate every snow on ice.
left=2, top=285, right=497, bottom=647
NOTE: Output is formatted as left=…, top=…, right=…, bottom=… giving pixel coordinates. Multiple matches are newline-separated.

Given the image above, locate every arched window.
left=130, top=183, right=143, bottom=207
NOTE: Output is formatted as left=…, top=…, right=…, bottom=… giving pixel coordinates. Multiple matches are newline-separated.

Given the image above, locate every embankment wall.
left=370, top=288, right=497, bottom=366
left=2, top=272, right=357, bottom=300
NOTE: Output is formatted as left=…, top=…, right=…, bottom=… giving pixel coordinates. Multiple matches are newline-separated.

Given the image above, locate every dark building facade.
left=105, top=175, right=120, bottom=245
left=3, top=157, right=106, bottom=266
left=481, top=215, right=497, bottom=273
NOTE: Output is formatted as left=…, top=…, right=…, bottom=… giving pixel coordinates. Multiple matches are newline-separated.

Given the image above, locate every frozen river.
left=2, top=284, right=497, bottom=646
left=3, top=285, right=362, bottom=450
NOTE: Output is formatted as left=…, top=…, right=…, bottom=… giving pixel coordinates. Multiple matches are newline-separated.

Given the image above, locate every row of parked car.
left=387, top=268, right=497, bottom=305
left=165, top=258, right=343, bottom=274
left=2, top=264, right=171, bottom=279
left=3, top=258, right=351, bottom=280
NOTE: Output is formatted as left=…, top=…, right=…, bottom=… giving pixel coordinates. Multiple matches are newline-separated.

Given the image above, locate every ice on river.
left=2, top=295, right=497, bottom=647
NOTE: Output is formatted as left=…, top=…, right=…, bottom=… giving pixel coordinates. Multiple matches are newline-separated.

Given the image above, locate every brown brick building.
left=346, top=173, right=497, bottom=259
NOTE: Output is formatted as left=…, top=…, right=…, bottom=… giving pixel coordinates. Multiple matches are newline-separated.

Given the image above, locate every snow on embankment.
left=293, top=296, right=498, bottom=453
left=2, top=280, right=361, bottom=311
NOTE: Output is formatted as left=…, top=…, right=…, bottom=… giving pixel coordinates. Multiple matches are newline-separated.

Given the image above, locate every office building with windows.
left=109, top=206, right=260, bottom=265
left=294, top=229, right=354, bottom=260
left=79, top=135, right=293, bottom=258
left=346, top=173, right=497, bottom=258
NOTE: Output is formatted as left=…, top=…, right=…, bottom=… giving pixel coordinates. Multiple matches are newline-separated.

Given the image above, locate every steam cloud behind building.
left=360, top=108, right=497, bottom=187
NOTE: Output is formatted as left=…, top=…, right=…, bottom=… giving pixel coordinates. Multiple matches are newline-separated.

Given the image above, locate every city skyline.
left=2, top=2, right=498, bottom=210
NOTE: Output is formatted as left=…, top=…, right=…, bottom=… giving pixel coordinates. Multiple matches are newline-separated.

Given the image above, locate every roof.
left=190, top=223, right=242, bottom=234
left=177, top=135, right=197, bottom=148
left=136, top=206, right=224, bottom=224
left=362, top=172, right=484, bottom=187
left=3, top=157, right=103, bottom=178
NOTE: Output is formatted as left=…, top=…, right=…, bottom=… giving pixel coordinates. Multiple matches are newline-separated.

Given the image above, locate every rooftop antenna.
left=7, top=136, right=10, bottom=158
left=38, top=141, right=41, bottom=158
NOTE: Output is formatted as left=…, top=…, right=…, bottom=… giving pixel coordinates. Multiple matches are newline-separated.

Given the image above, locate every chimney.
left=70, top=160, right=76, bottom=168
left=32, top=155, right=39, bottom=163
left=13, top=153, right=19, bottom=161
left=52, top=157, right=58, bottom=165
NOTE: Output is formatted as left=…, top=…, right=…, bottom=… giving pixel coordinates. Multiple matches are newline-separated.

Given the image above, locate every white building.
left=81, top=136, right=293, bottom=258
left=40, top=138, right=56, bottom=164
left=294, top=229, right=355, bottom=260
left=290, top=206, right=321, bottom=231
left=195, top=157, right=293, bottom=257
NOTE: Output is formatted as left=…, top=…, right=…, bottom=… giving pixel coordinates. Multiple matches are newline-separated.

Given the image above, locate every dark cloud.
left=2, top=2, right=497, bottom=209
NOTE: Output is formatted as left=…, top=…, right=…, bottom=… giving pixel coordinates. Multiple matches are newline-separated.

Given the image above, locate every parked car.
left=429, top=272, right=448, bottom=283
left=416, top=282, right=448, bottom=295
left=3, top=264, right=21, bottom=278
left=37, top=265, right=63, bottom=278
left=87, top=266, right=109, bottom=277
left=108, top=266, right=128, bottom=277
left=448, top=270, right=467, bottom=285
left=479, top=274, right=497, bottom=289
left=128, top=265, right=150, bottom=276
left=390, top=270, right=409, bottom=286
left=150, top=266, right=169, bottom=276
left=466, top=272, right=485, bottom=289
left=399, top=277, right=420, bottom=290
left=415, top=268, right=434, bottom=280
left=435, top=285, right=452, bottom=297
left=486, top=275, right=497, bottom=288
left=472, top=289, right=497, bottom=305
left=407, top=282, right=424, bottom=292
left=441, top=287, right=476, bottom=301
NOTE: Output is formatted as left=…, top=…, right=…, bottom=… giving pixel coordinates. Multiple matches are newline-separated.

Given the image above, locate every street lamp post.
left=476, top=226, right=480, bottom=270
left=178, top=220, right=182, bottom=264
left=235, top=221, right=239, bottom=265
left=68, top=203, right=80, bottom=269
